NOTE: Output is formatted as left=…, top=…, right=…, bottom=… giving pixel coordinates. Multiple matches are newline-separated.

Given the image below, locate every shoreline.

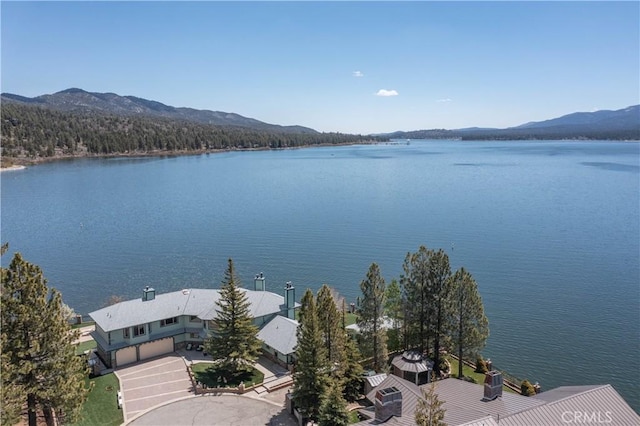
left=0, top=164, right=27, bottom=173
left=2, top=138, right=636, bottom=171
left=0, top=141, right=380, bottom=170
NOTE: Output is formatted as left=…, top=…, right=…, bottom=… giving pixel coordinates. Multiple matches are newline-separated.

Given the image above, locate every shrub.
left=475, top=357, right=488, bottom=374
left=438, top=358, right=450, bottom=374
left=521, top=379, right=536, bottom=396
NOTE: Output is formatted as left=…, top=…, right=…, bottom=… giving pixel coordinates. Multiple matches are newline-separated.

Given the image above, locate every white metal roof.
left=89, top=288, right=291, bottom=332
left=257, top=315, right=299, bottom=355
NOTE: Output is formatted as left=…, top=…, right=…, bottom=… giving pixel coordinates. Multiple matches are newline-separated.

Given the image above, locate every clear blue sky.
left=2, top=1, right=638, bottom=134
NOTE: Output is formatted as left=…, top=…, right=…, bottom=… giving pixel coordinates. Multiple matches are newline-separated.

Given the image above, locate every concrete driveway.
left=127, top=394, right=297, bottom=426
left=115, top=354, right=193, bottom=421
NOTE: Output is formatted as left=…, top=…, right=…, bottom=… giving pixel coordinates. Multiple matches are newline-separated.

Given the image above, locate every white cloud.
left=352, top=71, right=364, bottom=77
left=375, top=89, right=398, bottom=97
left=436, top=98, right=452, bottom=103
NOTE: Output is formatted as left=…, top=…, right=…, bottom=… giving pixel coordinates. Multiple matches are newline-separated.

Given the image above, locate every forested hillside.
left=1, top=103, right=376, bottom=162
left=384, top=105, right=640, bottom=141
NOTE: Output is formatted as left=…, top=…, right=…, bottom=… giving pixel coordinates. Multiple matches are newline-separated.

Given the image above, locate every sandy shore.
left=0, top=165, right=26, bottom=172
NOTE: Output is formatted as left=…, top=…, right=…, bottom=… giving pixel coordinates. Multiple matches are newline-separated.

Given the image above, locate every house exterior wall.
left=261, top=342, right=295, bottom=368
left=94, top=314, right=209, bottom=366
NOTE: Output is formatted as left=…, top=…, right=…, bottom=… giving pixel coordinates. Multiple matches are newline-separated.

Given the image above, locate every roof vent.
left=375, top=386, right=403, bottom=421
left=142, top=286, right=155, bottom=302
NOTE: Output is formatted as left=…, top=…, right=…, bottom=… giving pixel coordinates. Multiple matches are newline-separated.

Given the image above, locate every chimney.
left=254, top=272, right=266, bottom=291
left=142, top=286, right=155, bottom=302
left=374, top=387, right=403, bottom=422
left=284, top=281, right=295, bottom=319
left=483, top=370, right=503, bottom=401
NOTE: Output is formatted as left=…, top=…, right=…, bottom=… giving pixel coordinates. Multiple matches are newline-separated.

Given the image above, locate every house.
left=355, top=370, right=640, bottom=426
left=89, top=274, right=299, bottom=369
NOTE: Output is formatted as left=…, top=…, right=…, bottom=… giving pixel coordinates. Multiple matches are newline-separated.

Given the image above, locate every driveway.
left=127, top=394, right=297, bottom=426
left=115, top=354, right=193, bottom=421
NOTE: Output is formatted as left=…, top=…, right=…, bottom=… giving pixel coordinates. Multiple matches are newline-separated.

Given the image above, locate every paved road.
left=128, top=394, right=297, bottom=426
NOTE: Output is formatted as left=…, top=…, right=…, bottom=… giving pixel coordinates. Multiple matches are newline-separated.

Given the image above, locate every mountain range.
left=2, top=88, right=639, bottom=140
left=1, top=88, right=317, bottom=134
left=384, top=105, right=639, bottom=140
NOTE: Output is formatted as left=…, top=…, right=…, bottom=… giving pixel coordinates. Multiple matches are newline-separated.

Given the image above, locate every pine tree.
left=1, top=253, right=88, bottom=426
left=450, top=267, right=489, bottom=379
left=385, top=278, right=403, bottom=351
left=429, top=249, right=452, bottom=377
left=317, top=285, right=363, bottom=402
left=415, top=379, right=447, bottom=426
left=357, top=263, right=388, bottom=372
left=292, top=289, right=329, bottom=420
left=318, top=380, right=350, bottom=426
left=316, top=284, right=344, bottom=366
left=1, top=331, right=23, bottom=426
left=341, top=334, right=364, bottom=402
left=205, top=259, right=262, bottom=378
left=401, top=246, right=434, bottom=353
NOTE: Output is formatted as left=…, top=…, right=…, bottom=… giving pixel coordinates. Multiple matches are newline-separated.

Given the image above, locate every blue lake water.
left=1, top=140, right=639, bottom=410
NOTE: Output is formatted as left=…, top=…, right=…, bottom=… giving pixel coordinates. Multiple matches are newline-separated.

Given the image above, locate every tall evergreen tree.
left=429, top=249, right=452, bottom=376
left=205, top=259, right=262, bottom=377
left=341, top=334, right=364, bottom=402
left=1, top=330, right=23, bottom=426
left=293, top=289, right=329, bottom=420
left=415, top=379, right=447, bottom=426
left=1, top=253, right=88, bottom=426
left=316, top=284, right=344, bottom=366
left=401, top=246, right=434, bottom=353
left=357, top=263, right=388, bottom=372
left=450, top=267, right=489, bottom=379
left=318, top=287, right=364, bottom=403
left=318, top=380, right=350, bottom=426
left=385, top=278, right=403, bottom=351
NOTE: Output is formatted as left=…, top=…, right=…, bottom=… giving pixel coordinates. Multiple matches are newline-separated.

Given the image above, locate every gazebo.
left=391, top=351, right=434, bottom=386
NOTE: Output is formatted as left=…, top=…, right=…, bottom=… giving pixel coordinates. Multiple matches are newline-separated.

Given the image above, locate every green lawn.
left=348, top=410, right=360, bottom=424
left=447, top=357, right=515, bottom=394
left=75, top=340, right=97, bottom=356
left=298, top=310, right=357, bottom=327
left=192, top=362, right=264, bottom=388
left=70, top=373, right=123, bottom=426
left=344, top=312, right=357, bottom=327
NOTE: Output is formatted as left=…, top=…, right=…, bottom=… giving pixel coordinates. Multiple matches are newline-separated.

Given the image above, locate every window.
left=123, top=328, right=130, bottom=338
left=189, top=315, right=201, bottom=323
left=133, top=324, right=146, bottom=337
left=160, top=317, right=178, bottom=327
left=190, top=333, right=200, bottom=339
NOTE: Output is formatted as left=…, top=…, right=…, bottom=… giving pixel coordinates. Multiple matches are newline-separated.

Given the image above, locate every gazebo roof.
left=391, top=351, right=434, bottom=374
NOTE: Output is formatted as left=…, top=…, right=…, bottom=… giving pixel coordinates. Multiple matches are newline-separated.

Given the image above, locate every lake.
left=2, top=140, right=638, bottom=411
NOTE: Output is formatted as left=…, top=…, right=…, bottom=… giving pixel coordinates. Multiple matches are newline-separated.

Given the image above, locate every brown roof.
left=355, top=375, right=639, bottom=426
left=499, top=384, right=640, bottom=426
